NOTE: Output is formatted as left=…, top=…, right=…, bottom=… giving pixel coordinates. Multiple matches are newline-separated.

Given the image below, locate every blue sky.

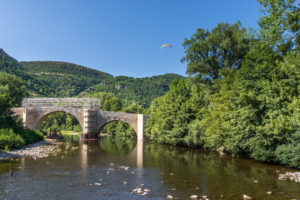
left=0, top=0, right=261, bottom=77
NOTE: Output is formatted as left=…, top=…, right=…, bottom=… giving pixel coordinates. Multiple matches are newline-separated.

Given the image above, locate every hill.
left=0, top=49, right=56, bottom=96
left=79, top=74, right=184, bottom=108
left=0, top=49, right=185, bottom=108
left=21, top=61, right=112, bottom=97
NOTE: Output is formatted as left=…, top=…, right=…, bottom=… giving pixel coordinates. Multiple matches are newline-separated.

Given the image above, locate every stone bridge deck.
left=13, top=98, right=149, bottom=140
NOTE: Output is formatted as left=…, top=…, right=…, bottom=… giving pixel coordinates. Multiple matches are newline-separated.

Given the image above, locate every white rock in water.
left=243, top=194, right=252, bottom=199
left=167, top=194, right=173, bottom=199
left=137, top=188, right=143, bottom=194
left=190, top=194, right=198, bottom=199
left=144, top=188, right=150, bottom=192
left=123, top=182, right=127, bottom=184
left=141, top=192, right=149, bottom=196
left=253, top=180, right=258, bottom=183
left=94, top=183, right=102, bottom=186
left=266, top=191, right=272, bottom=195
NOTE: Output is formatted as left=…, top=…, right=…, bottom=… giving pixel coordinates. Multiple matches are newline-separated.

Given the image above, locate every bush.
left=0, top=128, right=25, bottom=149
left=16, top=129, right=44, bottom=144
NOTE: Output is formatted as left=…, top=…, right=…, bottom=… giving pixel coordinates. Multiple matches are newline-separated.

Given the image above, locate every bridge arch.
left=97, top=120, right=137, bottom=138
left=96, top=111, right=139, bottom=138
left=35, top=109, right=84, bottom=131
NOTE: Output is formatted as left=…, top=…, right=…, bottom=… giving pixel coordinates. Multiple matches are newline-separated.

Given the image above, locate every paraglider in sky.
left=161, top=44, right=172, bottom=48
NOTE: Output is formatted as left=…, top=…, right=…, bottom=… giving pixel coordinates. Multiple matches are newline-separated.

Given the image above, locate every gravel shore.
left=0, top=139, right=63, bottom=161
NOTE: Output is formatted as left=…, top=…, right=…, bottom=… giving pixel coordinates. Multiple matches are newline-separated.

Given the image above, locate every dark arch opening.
left=39, top=111, right=83, bottom=138
left=98, top=120, right=137, bottom=139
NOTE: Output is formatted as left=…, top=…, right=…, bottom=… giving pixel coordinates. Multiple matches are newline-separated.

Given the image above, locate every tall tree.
left=258, top=0, right=299, bottom=53
left=181, top=21, right=249, bottom=81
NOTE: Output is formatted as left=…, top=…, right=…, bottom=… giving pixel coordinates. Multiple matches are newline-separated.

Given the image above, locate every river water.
left=0, top=136, right=300, bottom=200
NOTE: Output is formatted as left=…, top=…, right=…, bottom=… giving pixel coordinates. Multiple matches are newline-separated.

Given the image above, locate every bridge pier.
left=82, top=109, right=98, bottom=139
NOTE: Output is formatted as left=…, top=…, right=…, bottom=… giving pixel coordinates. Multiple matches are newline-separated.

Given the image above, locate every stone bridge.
left=12, top=98, right=149, bottom=140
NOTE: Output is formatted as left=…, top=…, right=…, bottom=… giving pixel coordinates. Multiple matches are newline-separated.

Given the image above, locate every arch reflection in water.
left=98, top=136, right=144, bottom=168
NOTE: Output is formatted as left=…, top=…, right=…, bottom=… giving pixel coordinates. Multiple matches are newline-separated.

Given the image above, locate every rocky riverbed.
left=0, top=139, right=63, bottom=161
left=279, top=172, right=300, bottom=183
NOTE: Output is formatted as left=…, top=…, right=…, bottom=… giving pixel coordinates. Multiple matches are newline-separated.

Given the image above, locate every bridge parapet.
left=22, top=98, right=100, bottom=109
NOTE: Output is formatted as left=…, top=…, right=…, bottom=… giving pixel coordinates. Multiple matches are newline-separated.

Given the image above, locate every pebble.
left=123, top=182, right=127, bottom=184
left=243, top=194, right=252, bottom=199
left=94, top=183, right=102, bottom=186
left=253, top=180, right=258, bottom=183
left=137, top=188, right=143, bottom=194
left=190, top=195, right=198, bottom=199
left=0, top=139, right=63, bottom=161
left=266, top=191, right=272, bottom=195
left=141, top=192, right=149, bottom=196
left=167, top=194, right=174, bottom=199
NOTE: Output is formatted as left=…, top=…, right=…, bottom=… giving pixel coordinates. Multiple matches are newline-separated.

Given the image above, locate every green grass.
left=60, top=130, right=83, bottom=136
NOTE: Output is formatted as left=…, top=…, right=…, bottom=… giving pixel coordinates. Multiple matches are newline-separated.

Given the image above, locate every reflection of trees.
left=63, top=135, right=80, bottom=145
left=144, top=143, right=300, bottom=199
left=98, top=136, right=136, bottom=155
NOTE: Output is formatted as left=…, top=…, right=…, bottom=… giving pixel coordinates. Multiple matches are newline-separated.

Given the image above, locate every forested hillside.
left=21, top=61, right=113, bottom=97
left=0, top=49, right=56, bottom=96
left=80, top=73, right=183, bottom=108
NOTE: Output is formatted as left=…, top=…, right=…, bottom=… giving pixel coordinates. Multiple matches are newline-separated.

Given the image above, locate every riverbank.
left=0, top=139, right=63, bottom=161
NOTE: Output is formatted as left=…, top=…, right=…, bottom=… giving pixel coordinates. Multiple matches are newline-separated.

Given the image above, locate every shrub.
left=0, top=128, right=25, bottom=149
left=16, top=129, right=44, bottom=144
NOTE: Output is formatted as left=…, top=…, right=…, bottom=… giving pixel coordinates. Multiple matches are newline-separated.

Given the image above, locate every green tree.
left=0, top=72, right=27, bottom=107
left=258, top=0, right=299, bottom=53
left=181, top=21, right=249, bottom=81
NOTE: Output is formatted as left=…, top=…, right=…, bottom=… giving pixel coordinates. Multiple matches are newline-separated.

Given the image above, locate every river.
left=0, top=136, right=299, bottom=200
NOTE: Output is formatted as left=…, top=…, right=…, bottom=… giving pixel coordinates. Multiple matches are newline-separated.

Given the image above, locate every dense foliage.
left=182, top=21, right=249, bottom=80
left=0, top=72, right=43, bottom=150
left=79, top=73, right=184, bottom=108
left=21, top=61, right=112, bottom=97
left=146, top=0, right=300, bottom=168
left=0, top=50, right=56, bottom=96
